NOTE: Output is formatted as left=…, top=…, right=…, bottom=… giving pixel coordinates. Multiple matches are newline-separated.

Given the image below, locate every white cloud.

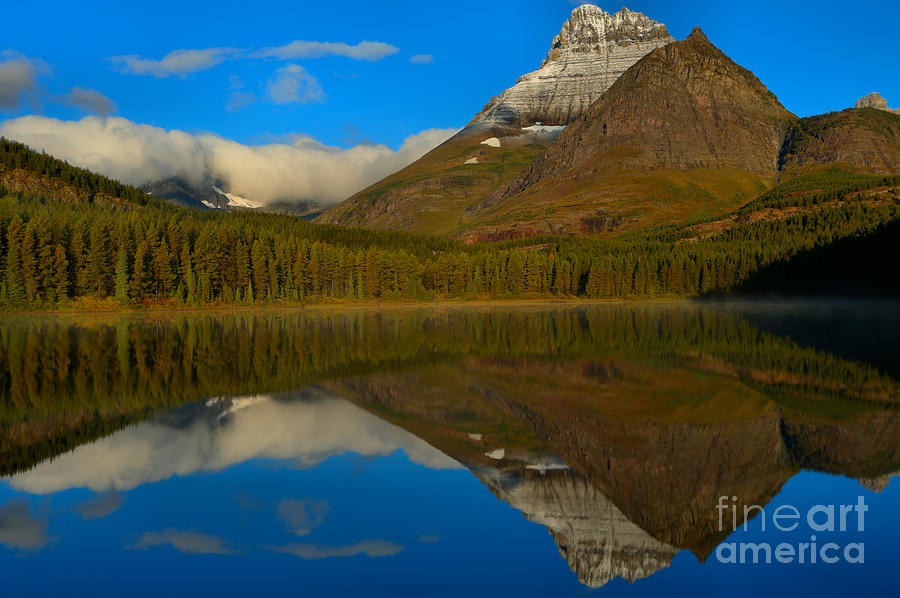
left=132, top=529, right=237, bottom=555
left=0, top=52, right=45, bottom=110
left=409, top=54, right=434, bottom=65
left=8, top=395, right=461, bottom=494
left=110, top=47, right=239, bottom=78
left=277, top=499, right=330, bottom=536
left=268, top=539, right=404, bottom=559
left=267, top=64, right=325, bottom=105
left=54, top=87, right=116, bottom=116
left=74, top=491, right=122, bottom=520
left=0, top=500, right=49, bottom=551
left=255, top=40, right=398, bottom=61
left=226, top=90, right=257, bottom=112
left=0, top=115, right=458, bottom=205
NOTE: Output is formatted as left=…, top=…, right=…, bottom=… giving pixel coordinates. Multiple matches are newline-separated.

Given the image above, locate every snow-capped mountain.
left=317, top=5, right=674, bottom=233
left=469, top=6, right=673, bottom=128
left=142, top=177, right=263, bottom=211
left=143, top=177, right=326, bottom=218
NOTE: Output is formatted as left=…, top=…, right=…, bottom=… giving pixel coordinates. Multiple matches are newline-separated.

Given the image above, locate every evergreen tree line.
left=737, top=169, right=900, bottom=214
left=0, top=189, right=897, bottom=308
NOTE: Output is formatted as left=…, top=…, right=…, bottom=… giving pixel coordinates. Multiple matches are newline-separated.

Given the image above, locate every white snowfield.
left=485, top=448, right=506, bottom=460
left=521, top=124, right=566, bottom=135
left=212, top=185, right=263, bottom=209
left=472, top=6, right=673, bottom=127
left=464, top=157, right=479, bottom=164
left=480, top=137, right=501, bottom=148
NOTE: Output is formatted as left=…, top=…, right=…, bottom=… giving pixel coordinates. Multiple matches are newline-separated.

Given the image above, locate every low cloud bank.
left=0, top=115, right=457, bottom=204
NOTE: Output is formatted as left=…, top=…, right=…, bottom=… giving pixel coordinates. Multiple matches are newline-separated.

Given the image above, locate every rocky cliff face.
left=471, top=6, right=672, bottom=127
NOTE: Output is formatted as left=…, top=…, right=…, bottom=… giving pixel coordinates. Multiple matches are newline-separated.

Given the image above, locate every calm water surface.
left=1, top=302, right=898, bottom=596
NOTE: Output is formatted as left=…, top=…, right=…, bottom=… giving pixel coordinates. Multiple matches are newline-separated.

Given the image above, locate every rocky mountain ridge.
left=500, top=27, right=794, bottom=195
left=320, top=8, right=899, bottom=241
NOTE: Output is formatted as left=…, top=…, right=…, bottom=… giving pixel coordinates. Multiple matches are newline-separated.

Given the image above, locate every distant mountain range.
left=142, top=177, right=326, bottom=219
left=317, top=5, right=900, bottom=240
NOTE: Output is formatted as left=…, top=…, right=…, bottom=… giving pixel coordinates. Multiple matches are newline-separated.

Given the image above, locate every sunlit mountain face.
left=1, top=304, right=899, bottom=596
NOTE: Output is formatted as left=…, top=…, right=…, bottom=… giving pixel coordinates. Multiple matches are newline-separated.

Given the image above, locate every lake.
left=1, top=302, right=898, bottom=596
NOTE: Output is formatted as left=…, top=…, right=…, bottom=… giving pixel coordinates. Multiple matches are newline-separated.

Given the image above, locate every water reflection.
left=1, top=304, right=899, bottom=594
left=9, top=392, right=459, bottom=494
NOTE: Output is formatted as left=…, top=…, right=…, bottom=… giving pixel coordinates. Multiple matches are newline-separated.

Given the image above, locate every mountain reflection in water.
left=1, top=303, right=898, bottom=595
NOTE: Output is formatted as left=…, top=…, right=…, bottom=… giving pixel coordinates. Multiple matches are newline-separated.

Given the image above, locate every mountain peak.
left=688, top=26, right=708, bottom=41
left=544, top=6, right=672, bottom=66
left=469, top=6, right=674, bottom=127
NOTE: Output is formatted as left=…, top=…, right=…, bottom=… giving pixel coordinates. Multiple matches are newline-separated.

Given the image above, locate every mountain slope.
left=1, top=137, right=157, bottom=208
left=459, top=27, right=796, bottom=240
left=316, top=6, right=672, bottom=234
left=313, top=128, right=552, bottom=234
left=779, top=107, right=900, bottom=174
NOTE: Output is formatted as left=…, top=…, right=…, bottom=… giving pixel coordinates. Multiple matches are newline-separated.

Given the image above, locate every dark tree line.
left=0, top=190, right=897, bottom=307
left=737, top=168, right=900, bottom=214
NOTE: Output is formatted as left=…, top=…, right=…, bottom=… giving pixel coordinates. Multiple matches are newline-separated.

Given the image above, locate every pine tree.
left=131, top=241, right=151, bottom=301
left=50, top=245, right=70, bottom=302
left=20, top=224, right=38, bottom=303
left=3, top=221, right=27, bottom=305
left=585, top=262, right=603, bottom=298
left=85, top=220, right=111, bottom=295
left=114, top=250, right=130, bottom=304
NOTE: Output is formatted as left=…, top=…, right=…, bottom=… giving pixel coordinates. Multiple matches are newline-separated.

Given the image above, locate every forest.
left=1, top=137, right=899, bottom=309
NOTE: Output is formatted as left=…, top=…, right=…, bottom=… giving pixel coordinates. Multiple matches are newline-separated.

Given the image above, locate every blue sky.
left=1, top=0, right=897, bottom=205
left=4, top=0, right=898, bottom=148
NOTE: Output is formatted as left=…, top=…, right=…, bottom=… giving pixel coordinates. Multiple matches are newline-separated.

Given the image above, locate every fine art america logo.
left=714, top=495, right=867, bottom=564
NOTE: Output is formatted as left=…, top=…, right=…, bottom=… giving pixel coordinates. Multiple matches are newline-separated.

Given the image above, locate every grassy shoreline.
left=0, top=296, right=699, bottom=318
left=3, top=295, right=898, bottom=321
